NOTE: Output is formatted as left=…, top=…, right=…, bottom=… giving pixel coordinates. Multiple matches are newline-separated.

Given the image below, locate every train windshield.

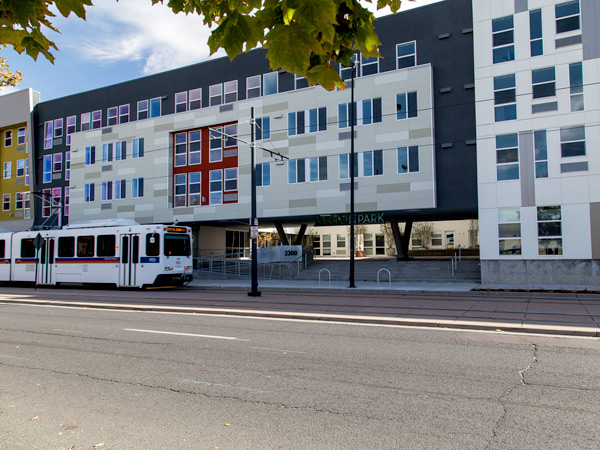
left=164, top=233, right=191, bottom=256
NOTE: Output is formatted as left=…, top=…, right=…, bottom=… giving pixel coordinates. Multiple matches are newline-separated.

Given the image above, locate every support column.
left=274, top=222, right=290, bottom=245
left=293, top=224, right=307, bottom=245
left=390, top=218, right=413, bottom=260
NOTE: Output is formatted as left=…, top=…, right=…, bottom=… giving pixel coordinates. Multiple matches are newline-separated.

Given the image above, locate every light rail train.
left=0, top=219, right=193, bottom=288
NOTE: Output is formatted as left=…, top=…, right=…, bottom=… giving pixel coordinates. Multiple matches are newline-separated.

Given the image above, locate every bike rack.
left=318, top=268, right=331, bottom=287
left=377, top=268, right=391, bottom=288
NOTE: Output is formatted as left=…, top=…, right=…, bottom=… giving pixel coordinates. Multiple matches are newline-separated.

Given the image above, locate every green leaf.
left=265, top=22, right=321, bottom=75
left=296, top=0, right=336, bottom=44
left=306, top=63, right=344, bottom=91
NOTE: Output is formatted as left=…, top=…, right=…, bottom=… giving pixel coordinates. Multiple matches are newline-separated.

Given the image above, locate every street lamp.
left=249, top=106, right=261, bottom=297
left=349, top=57, right=356, bottom=288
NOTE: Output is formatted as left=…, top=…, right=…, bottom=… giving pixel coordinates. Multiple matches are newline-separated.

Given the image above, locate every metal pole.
left=249, top=106, right=261, bottom=296
left=349, top=58, right=356, bottom=288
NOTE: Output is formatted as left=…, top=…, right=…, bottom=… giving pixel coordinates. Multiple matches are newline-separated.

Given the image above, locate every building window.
left=53, top=153, right=62, bottom=173
left=175, top=91, right=188, bottom=113
left=322, top=234, right=331, bottom=256
left=132, top=138, right=144, bottom=158
left=102, top=143, right=114, bottom=163
left=44, top=121, right=53, bottom=149
left=114, top=141, right=126, bottom=161
left=65, top=151, right=70, bottom=180
left=532, top=67, right=555, bottom=99
left=209, top=170, right=222, bottom=205
left=23, top=192, right=30, bottom=218
left=85, top=146, right=96, bottom=165
left=338, top=98, right=382, bottom=128
left=137, top=100, right=149, bottom=120
left=555, top=0, right=580, bottom=34
left=42, top=188, right=51, bottom=217
left=84, top=183, right=95, bottom=202
left=295, top=74, right=309, bottom=89
left=4, top=130, right=12, bottom=147
left=16, top=159, right=25, bottom=177
left=224, top=80, right=238, bottom=103
left=189, top=88, right=201, bottom=110
left=496, top=133, right=519, bottom=181
left=54, top=118, right=63, bottom=138
left=432, top=232, right=443, bottom=247
left=397, top=146, right=419, bottom=173
left=339, top=151, right=381, bottom=179
left=247, top=75, right=261, bottom=98
left=569, top=62, right=584, bottom=111
left=530, top=9, right=543, bottom=56
left=492, top=15, right=514, bottom=63
left=101, top=181, right=113, bottom=201
left=43, top=155, right=52, bottom=183
left=224, top=124, right=237, bottom=148
left=107, top=107, right=118, bottom=126
left=92, top=110, right=102, bottom=129
left=534, top=130, right=548, bottom=178
left=64, top=188, right=69, bottom=216
left=209, top=128, right=223, bottom=162
left=66, top=116, right=76, bottom=145
left=113, top=180, right=126, bottom=200
left=189, top=130, right=201, bottom=164
left=538, top=206, right=562, bottom=255
left=209, top=84, right=222, bottom=106
left=174, top=133, right=187, bottom=167
left=396, top=92, right=418, bottom=120
left=3, top=161, right=10, bottom=179
left=15, top=192, right=23, bottom=210
left=288, top=107, right=327, bottom=136
left=256, top=162, right=271, bottom=187
left=340, top=52, right=359, bottom=81
left=396, top=41, right=416, bottom=69
left=560, top=125, right=585, bottom=157
left=17, top=127, right=26, bottom=145
left=188, top=172, right=201, bottom=206
left=25, top=161, right=29, bottom=185
left=119, top=104, right=129, bottom=123
left=263, top=72, right=278, bottom=95
left=255, top=117, right=271, bottom=140
left=494, top=74, right=517, bottom=122
left=361, top=54, right=378, bottom=76
left=150, top=98, right=161, bottom=118
left=498, top=208, right=521, bottom=255
left=132, top=178, right=144, bottom=198
left=2, top=193, right=10, bottom=211
left=81, top=112, right=91, bottom=131
left=224, top=168, right=238, bottom=191
left=174, top=173, right=186, bottom=207
left=336, top=234, right=346, bottom=249
left=288, top=157, right=327, bottom=183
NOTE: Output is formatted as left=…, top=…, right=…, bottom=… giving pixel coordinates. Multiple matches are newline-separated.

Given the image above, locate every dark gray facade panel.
left=519, top=131, right=535, bottom=207
left=582, top=0, right=600, bottom=60
left=560, top=162, right=588, bottom=173
left=591, top=203, right=600, bottom=259
left=514, top=0, right=528, bottom=13
left=556, top=35, right=583, bottom=48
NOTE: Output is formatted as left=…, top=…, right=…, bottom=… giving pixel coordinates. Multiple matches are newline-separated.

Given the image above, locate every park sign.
left=314, top=213, right=385, bottom=226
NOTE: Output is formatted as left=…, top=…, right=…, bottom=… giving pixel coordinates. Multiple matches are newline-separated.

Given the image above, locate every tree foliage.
left=412, top=221, right=434, bottom=249
left=0, top=0, right=411, bottom=91
left=0, top=45, right=22, bottom=87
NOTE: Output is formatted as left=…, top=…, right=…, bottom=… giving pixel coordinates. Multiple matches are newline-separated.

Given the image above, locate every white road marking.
left=124, top=328, right=247, bottom=341
left=0, top=354, right=29, bottom=361
left=251, top=346, right=306, bottom=354
left=183, top=379, right=267, bottom=393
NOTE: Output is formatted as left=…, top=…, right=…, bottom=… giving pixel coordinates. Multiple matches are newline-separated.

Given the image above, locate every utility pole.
left=349, top=57, right=356, bottom=288
left=248, top=107, right=261, bottom=297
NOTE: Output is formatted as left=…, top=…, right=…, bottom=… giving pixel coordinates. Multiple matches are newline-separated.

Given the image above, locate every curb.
left=3, top=298, right=599, bottom=338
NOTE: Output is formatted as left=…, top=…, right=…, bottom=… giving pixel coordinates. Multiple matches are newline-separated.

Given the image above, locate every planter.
left=356, top=250, right=366, bottom=257
left=386, top=248, right=397, bottom=256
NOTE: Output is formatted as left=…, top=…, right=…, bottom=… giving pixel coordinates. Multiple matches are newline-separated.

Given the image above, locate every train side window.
left=0, top=239, right=4, bottom=258
left=146, top=233, right=160, bottom=256
left=58, top=237, right=75, bottom=257
left=77, top=236, right=95, bottom=257
left=97, top=235, right=116, bottom=257
left=21, top=238, right=35, bottom=258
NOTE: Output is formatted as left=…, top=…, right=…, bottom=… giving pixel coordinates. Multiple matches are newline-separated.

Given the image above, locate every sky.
left=2, top=0, right=443, bottom=102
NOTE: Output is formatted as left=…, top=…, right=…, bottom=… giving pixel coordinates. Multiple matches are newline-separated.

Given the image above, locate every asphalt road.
left=1, top=300, right=599, bottom=449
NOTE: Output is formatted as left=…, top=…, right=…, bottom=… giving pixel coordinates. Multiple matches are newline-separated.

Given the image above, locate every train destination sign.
left=314, top=213, right=385, bottom=226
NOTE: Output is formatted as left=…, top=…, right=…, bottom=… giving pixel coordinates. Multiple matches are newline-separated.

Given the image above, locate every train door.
left=37, top=237, right=56, bottom=285
left=120, top=234, right=140, bottom=287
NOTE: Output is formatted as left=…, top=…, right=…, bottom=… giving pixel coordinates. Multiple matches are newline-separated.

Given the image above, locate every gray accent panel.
left=409, top=128, right=431, bottom=139
left=377, top=183, right=409, bottom=194
left=591, top=203, right=600, bottom=259
left=223, top=193, right=238, bottom=202
left=101, top=203, right=112, bottom=210
left=154, top=122, right=175, bottom=132
left=555, top=35, right=582, bottom=48
left=117, top=205, right=135, bottom=212
left=102, top=165, right=113, bottom=172
left=153, top=189, right=168, bottom=197
left=85, top=172, right=101, bottom=179
left=52, top=173, right=61, bottom=180
left=289, top=134, right=316, bottom=146
left=514, top=0, right=528, bottom=13
left=102, top=127, right=113, bottom=134
left=560, top=161, right=588, bottom=173
left=17, top=146, right=25, bottom=152
left=289, top=198, right=316, bottom=208
left=339, top=131, right=357, bottom=140
left=263, top=102, right=288, bottom=114
left=16, top=179, right=24, bottom=185
left=339, top=182, right=358, bottom=191
left=53, top=138, right=62, bottom=145
left=519, top=131, right=535, bottom=207
left=14, top=211, right=23, bottom=217
left=223, top=149, right=237, bottom=158
left=582, top=0, right=600, bottom=60
left=532, top=102, right=558, bottom=114
left=220, top=104, right=234, bottom=112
